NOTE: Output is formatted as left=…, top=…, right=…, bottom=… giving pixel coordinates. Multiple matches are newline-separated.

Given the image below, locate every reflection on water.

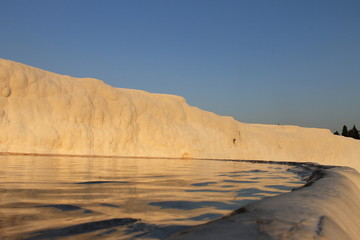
left=0, top=156, right=306, bottom=239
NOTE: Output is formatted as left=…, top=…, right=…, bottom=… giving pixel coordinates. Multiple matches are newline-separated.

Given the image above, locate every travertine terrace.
left=1, top=58, right=359, bottom=172
left=1, top=58, right=360, bottom=239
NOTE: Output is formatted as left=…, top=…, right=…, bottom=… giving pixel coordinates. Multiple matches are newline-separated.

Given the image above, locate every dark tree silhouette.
left=342, top=125, right=348, bottom=137
left=348, top=125, right=359, bottom=140
left=355, top=126, right=360, bottom=139
left=335, top=124, right=359, bottom=140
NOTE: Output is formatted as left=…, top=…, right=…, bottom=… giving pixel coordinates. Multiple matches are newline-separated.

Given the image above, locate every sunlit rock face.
left=0, top=58, right=359, bottom=171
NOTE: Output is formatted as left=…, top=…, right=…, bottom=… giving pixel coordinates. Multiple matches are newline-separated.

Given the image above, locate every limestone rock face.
left=1, top=58, right=359, bottom=171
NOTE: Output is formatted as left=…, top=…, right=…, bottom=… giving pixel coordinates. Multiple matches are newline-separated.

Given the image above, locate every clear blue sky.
left=1, top=0, right=359, bottom=132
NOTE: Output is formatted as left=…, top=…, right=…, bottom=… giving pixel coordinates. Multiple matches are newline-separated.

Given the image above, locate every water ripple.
left=26, top=218, right=138, bottom=240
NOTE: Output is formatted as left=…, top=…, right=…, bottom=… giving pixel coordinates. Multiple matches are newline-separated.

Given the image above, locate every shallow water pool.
left=0, top=156, right=307, bottom=239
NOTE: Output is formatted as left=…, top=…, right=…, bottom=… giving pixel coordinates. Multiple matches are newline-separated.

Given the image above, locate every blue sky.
left=1, top=0, right=359, bottom=132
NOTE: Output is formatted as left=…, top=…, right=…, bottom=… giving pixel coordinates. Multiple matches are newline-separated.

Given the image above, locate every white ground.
left=1, top=58, right=359, bottom=239
left=0, top=58, right=359, bottom=172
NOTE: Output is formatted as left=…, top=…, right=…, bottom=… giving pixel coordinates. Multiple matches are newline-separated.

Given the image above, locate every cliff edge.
left=1, top=58, right=359, bottom=172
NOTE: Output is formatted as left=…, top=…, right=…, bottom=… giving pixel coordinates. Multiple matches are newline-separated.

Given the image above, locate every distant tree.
left=334, top=131, right=340, bottom=135
left=348, top=125, right=359, bottom=140
left=342, top=125, right=348, bottom=137
left=355, top=126, right=360, bottom=140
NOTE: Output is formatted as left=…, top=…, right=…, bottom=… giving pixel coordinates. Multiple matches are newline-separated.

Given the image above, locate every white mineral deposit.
left=1, top=58, right=359, bottom=239
left=0, top=58, right=359, bottom=171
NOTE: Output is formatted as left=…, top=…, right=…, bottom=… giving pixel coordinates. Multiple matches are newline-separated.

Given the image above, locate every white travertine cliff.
left=0, top=58, right=359, bottom=172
